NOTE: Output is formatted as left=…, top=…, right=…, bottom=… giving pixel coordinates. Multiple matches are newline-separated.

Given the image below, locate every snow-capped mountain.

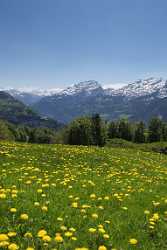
left=32, top=78, right=167, bottom=123
left=59, top=80, right=103, bottom=96
left=113, top=77, right=167, bottom=99
left=3, top=77, right=167, bottom=104
left=0, top=87, right=62, bottom=105
left=2, top=77, right=167, bottom=123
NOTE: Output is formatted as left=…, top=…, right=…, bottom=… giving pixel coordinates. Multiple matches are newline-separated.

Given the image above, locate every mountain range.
left=2, top=77, right=167, bottom=123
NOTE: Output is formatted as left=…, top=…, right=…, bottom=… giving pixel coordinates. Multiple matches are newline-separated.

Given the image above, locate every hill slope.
left=0, top=91, right=61, bottom=129
left=0, top=141, right=167, bottom=249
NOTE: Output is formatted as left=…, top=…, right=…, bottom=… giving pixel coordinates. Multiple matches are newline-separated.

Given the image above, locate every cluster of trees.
left=0, top=115, right=167, bottom=146
left=108, top=117, right=167, bottom=143
left=0, top=120, right=57, bottom=144
left=59, top=115, right=167, bottom=146
left=65, top=114, right=106, bottom=146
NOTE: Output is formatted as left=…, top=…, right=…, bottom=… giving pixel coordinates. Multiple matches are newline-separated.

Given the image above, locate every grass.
left=0, top=141, right=167, bottom=249
left=106, top=138, right=167, bottom=153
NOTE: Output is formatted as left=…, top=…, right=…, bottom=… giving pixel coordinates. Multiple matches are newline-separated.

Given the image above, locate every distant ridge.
left=0, top=91, right=61, bottom=129
left=2, top=77, right=167, bottom=123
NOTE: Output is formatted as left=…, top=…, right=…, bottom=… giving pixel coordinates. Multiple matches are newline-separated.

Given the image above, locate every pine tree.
left=134, top=121, right=145, bottom=143
left=67, top=117, right=92, bottom=145
left=148, top=117, right=162, bottom=142
left=118, top=118, right=132, bottom=141
left=91, top=114, right=105, bottom=146
left=108, top=121, right=118, bottom=139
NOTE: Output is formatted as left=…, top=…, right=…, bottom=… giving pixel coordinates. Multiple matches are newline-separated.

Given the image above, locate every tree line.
left=58, top=115, right=167, bottom=146
left=0, top=115, right=167, bottom=145
left=0, top=120, right=57, bottom=144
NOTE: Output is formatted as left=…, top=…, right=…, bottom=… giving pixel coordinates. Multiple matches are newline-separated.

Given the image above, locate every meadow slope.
left=0, top=142, right=167, bottom=250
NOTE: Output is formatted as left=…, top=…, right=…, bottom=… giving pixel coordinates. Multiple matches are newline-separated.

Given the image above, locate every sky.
left=0, top=0, right=167, bottom=89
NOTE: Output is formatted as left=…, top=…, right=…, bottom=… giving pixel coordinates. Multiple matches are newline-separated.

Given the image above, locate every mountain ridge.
left=2, top=77, right=167, bottom=123
left=3, top=77, right=167, bottom=102
left=0, top=91, right=61, bottom=129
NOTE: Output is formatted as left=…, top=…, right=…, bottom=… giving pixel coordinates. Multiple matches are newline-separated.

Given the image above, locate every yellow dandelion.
left=98, top=246, right=107, bottom=250
left=8, top=243, right=19, bottom=250
left=129, top=238, right=138, bottom=245
left=88, top=228, right=96, bottom=233
left=0, top=241, right=9, bottom=247
left=8, top=232, right=17, bottom=237
left=37, top=230, right=47, bottom=238
left=64, top=231, right=73, bottom=237
left=54, top=234, right=63, bottom=243
left=0, top=234, right=9, bottom=241
left=10, top=208, right=17, bottom=213
left=42, top=235, right=51, bottom=242
left=20, top=213, right=29, bottom=220
left=24, top=232, right=33, bottom=238
left=91, top=213, right=98, bottom=219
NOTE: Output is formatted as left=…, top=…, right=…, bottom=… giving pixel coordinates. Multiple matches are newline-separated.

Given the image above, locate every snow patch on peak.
left=115, top=77, right=167, bottom=98
left=60, top=80, right=102, bottom=96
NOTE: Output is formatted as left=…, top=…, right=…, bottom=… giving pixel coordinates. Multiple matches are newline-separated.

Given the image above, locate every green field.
left=0, top=142, right=167, bottom=250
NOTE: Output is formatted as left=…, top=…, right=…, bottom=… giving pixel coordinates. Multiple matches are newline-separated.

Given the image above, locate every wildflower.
left=8, top=232, right=17, bottom=237
left=98, top=246, right=107, bottom=250
left=34, top=202, right=40, bottom=206
left=60, top=225, right=67, bottom=231
left=64, top=231, right=73, bottom=237
left=129, top=238, right=138, bottom=245
left=0, top=193, right=6, bottom=199
left=54, top=234, right=63, bottom=243
left=92, top=213, right=98, bottom=219
left=71, top=202, right=78, bottom=208
left=98, top=228, right=105, bottom=234
left=75, top=248, right=89, bottom=250
left=0, top=241, right=9, bottom=247
left=26, top=248, right=34, bottom=250
left=20, top=213, right=29, bottom=220
left=90, top=193, right=96, bottom=199
left=24, top=232, right=33, bottom=238
left=88, top=228, right=96, bottom=233
left=37, top=189, right=43, bottom=193
left=144, top=210, right=150, bottom=215
left=0, top=234, right=9, bottom=241
left=57, top=217, right=63, bottom=221
left=10, top=208, right=17, bottom=213
left=37, top=230, right=47, bottom=238
left=71, top=236, right=77, bottom=241
left=41, top=206, right=48, bottom=212
left=152, top=213, right=159, bottom=221
left=42, top=235, right=51, bottom=242
left=8, top=243, right=19, bottom=250
left=103, top=234, right=110, bottom=239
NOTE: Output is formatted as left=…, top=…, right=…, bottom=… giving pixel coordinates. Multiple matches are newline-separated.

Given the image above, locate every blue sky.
left=0, top=0, right=167, bottom=89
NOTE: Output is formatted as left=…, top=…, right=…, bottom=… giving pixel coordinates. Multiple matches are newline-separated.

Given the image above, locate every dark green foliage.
left=91, top=114, right=106, bottom=146
left=67, top=117, right=92, bottom=145
left=117, top=119, right=133, bottom=141
left=0, top=91, right=61, bottom=130
left=107, top=121, right=119, bottom=139
left=0, top=120, right=14, bottom=140
left=148, top=117, right=163, bottom=142
left=64, top=114, right=106, bottom=146
left=134, top=121, right=145, bottom=143
left=161, top=122, right=167, bottom=141
left=29, top=128, right=56, bottom=144
left=0, top=120, right=57, bottom=144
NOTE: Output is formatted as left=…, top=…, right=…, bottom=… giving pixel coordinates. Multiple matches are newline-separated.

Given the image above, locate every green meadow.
left=0, top=141, right=167, bottom=250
